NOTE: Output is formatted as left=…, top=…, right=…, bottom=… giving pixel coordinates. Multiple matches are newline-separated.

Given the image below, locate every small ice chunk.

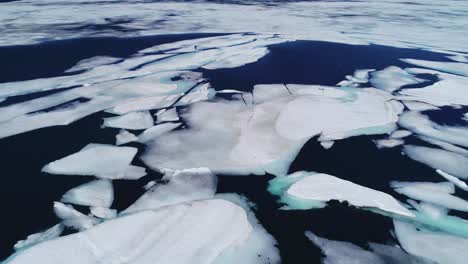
left=65, top=56, right=121, bottom=73
left=399, top=111, right=468, bottom=148
left=123, top=168, right=217, bottom=214
left=90, top=207, right=117, bottom=219
left=42, top=144, right=138, bottom=179
left=418, top=136, right=468, bottom=156
left=374, top=138, right=404, bottom=149
left=155, top=108, right=179, bottom=123
left=53, top=202, right=99, bottom=231
left=320, top=141, right=334, bottom=149
left=118, top=165, right=147, bottom=180
left=115, top=130, right=139, bottom=145
left=175, top=83, right=215, bottom=106
left=61, top=179, right=113, bottom=208
left=14, top=224, right=64, bottom=251
left=392, top=181, right=468, bottom=211
left=272, top=171, right=414, bottom=217
left=370, top=66, right=422, bottom=92
left=403, top=145, right=468, bottom=179
left=394, top=220, right=468, bottom=264
left=102, top=111, right=154, bottom=130
left=213, top=193, right=281, bottom=264
left=390, top=130, right=412, bottom=139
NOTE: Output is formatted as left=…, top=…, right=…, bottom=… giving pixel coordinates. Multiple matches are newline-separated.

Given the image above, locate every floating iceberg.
left=269, top=171, right=414, bottom=217
left=61, top=180, right=114, bottom=208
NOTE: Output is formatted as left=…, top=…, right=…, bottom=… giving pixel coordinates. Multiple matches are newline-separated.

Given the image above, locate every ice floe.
left=6, top=199, right=278, bottom=264
left=403, top=145, right=468, bottom=179
left=155, top=108, right=179, bottom=123
left=394, top=220, right=468, bottom=264
left=61, top=179, right=113, bottom=208
left=370, top=66, right=422, bottom=92
left=90, top=207, right=117, bottom=219
left=402, top=59, right=468, bottom=77
left=436, top=170, right=468, bottom=191
left=115, top=129, right=139, bottom=145
left=402, top=101, right=440, bottom=111
left=13, top=224, right=64, bottom=251
left=390, top=130, right=412, bottom=139
left=374, top=139, right=404, bottom=149
left=269, top=171, right=414, bottom=217
left=391, top=181, right=468, bottom=212
left=42, top=144, right=144, bottom=179
left=399, top=111, right=468, bottom=148
left=122, top=168, right=217, bottom=214
left=53, top=202, right=99, bottom=231
left=142, top=84, right=403, bottom=175
left=102, top=111, right=154, bottom=130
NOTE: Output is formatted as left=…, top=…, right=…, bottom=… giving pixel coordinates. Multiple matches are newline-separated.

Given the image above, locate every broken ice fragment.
left=115, top=130, right=139, bottom=145
left=6, top=199, right=261, bottom=264
left=14, top=224, right=64, bottom=251
left=155, top=108, right=179, bottom=123
left=123, top=168, right=217, bottom=214
left=392, top=181, right=468, bottom=212
left=394, top=220, right=468, bottom=264
left=370, top=66, right=422, bottom=92
left=436, top=170, right=468, bottom=191
left=42, top=144, right=138, bottom=179
left=90, top=207, right=117, bottom=219
left=403, top=145, right=468, bottom=179
left=374, top=138, right=404, bottom=149
left=61, top=179, right=113, bottom=208
left=401, top=59, right=468, bottom=77
left=270, top=171, right=414, bottom=217
left=53, top=202, right=99, bottom=231
left=102, top=111, right=154, bottom=130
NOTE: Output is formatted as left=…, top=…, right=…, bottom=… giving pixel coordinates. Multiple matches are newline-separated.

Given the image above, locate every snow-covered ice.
left=61, top=180, right=113, bottom=208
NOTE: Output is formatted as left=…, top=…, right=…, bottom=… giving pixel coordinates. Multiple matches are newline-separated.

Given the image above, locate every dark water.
left=0, top=34, right=462, bottom=262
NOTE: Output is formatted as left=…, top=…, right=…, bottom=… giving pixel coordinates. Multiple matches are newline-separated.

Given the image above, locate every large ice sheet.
left=403, top=145, right=468, bottom=179
left=42, top=144, right=139, bottom=179
left=401, top=59, right=468, bottom=77
left=142, top=84, right=403, bottom=176
left=269, top=171, right=414, bottom=217
left=122, top=168, right=217, bottom=214
left=5, top=199, right=266, bottom=264
left=61, top=180, right=113, bottom=208
left=394, top=220, right=468, bottom=264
